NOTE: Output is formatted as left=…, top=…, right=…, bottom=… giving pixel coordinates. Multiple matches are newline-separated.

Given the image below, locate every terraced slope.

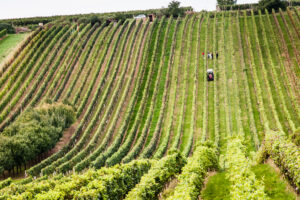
left=0, top=9, right=299, bottom=199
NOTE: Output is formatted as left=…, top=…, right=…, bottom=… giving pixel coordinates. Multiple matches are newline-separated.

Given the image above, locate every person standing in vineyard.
left=216, top=51, right=219, bottom=59
left=202, top=52, right=205, bottom=58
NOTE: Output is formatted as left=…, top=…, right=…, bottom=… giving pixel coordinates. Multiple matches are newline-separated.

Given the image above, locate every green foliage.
left=1, top=159, right=152, bottom=199
left=290, top=128, right=300, bottom=146
left=115, top=13, right=133, bottom=23
left=219, top=3, right=257, bottom=11
left=0, top=26, right=66, bottom=126
left=258, top=0, right=287, bottom=11
left=57, top=20, right=135, bottom=173
left=225, top=137, right=269, bottom=199
left=0, top=103, right=75, bottom=172
left=27, top=23, right=107, bottom=177
left=122, top=17, right=164, bottom=164
left=89, top=15, right=100, bottom=26
left=264, top=131, right=300, bottom=189
left=166, top=1, right=185, bottom=17
left=0, top=9, right=299, bottom=199
left=0, top=23, right=14, bottom=33
left=217, top=0, right=237, bottom=6
left=0, top=29, right=6, bottom=38
left=167, top=142, right=219, bottom=200
left=0, top=178, right=12, bottom=190
left=124, top=151, right=186, bottom=200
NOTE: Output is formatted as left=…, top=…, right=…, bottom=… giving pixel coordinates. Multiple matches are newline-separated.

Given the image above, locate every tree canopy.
left=166, top=1, right=185, bottom=17
left=258, top=0, right=287, bottom=11
left=0, top=23, right=15, bottom=34
left=217, top=0, right=237, bottom=6
left=0, top=103, right=75, bottom=174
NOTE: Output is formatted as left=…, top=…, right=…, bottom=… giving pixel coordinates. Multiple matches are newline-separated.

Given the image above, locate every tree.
left=166, top=1, right=185, bottom=17
left=0, top=23, right=15, bottom=34
left=258, top=0, right=287, bottom=11
left=89, top=15, right=100, bottom=26
left=0, top=103, right=75, bottom=174
left=217, top=0, right=237, bottom=6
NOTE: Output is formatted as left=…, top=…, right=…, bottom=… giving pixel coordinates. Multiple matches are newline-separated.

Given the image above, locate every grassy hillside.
left=0, top=8, right=299, bottom=199
left=0, top=33, right=29, bottom=65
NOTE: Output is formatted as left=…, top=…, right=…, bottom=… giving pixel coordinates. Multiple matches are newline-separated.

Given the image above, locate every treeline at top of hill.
left=0, top=1, right=191, bottom=33
left=1, top=0, right=300, bottom=34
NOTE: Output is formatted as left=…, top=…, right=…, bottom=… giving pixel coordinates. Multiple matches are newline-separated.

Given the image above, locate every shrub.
left=0, top=103, right=75, bottom=173
left=166, top=1, right=185, bottom=17
left=264, top=131, right=300, bottom=188
left=124, top=150, right=186, bottom=200
left=258, top=0, right=287, bottom=11
left=0, top=23, right=14, bottom=33
left=167, top=142, right=219, bottom=200
left=217, top=0, right=237, bottom=6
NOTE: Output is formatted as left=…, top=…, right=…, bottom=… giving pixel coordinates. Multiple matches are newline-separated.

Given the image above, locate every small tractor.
left=207, top=69, right=214, bottom=81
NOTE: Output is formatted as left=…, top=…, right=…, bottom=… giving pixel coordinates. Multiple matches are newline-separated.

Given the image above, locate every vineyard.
left=0, top=7, right=299, bottom=200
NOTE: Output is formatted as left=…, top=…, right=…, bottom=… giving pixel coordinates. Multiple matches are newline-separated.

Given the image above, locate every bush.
left=124, top=150, right=186, bottom=200
left=0, top=23, right=14, bottom=33
left=28, top=24, right=39, bottom=31
left=264, top=131, right=300, bottom=189
left=165, top=1, right=185, bottom=17
left=89, top=15, right=100, bottom=26
left=167, top=142, right=219, bottom=200
left=217, top=0, right=237, bottom=6
left=219, top=3, right=258, bottom=11
left=2, top=159, right=152, bottom=199
left=258, top=0, right=287, bottom=11
left=225, top=137, right=268, bottom=199
left=0, top=103, right=75, bottom=173
left=115, top=13, right=133, bottom=23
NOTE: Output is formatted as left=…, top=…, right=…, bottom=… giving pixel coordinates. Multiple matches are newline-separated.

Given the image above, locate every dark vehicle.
left=207, top=69, right=214, bottom=81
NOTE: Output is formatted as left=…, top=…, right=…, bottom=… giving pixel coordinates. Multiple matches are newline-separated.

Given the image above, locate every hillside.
left=0, top=33, right=29, bottom=65
left=0, top=7, right=299, bottom=199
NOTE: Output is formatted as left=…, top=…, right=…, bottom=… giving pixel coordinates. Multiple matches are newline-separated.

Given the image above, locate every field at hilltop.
left=0, top=7, right=299, bottom=200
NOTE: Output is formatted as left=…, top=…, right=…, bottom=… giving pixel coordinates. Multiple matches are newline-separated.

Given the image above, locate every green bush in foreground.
left=167, top=142, right=219, bottom=200
left=225, top=137, right=269, bottom=200
left=125, top=150, right=186, bottom=200
left=262, top=131, right=300, bottom=189
left=0, top=159, right=152, bottom=199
